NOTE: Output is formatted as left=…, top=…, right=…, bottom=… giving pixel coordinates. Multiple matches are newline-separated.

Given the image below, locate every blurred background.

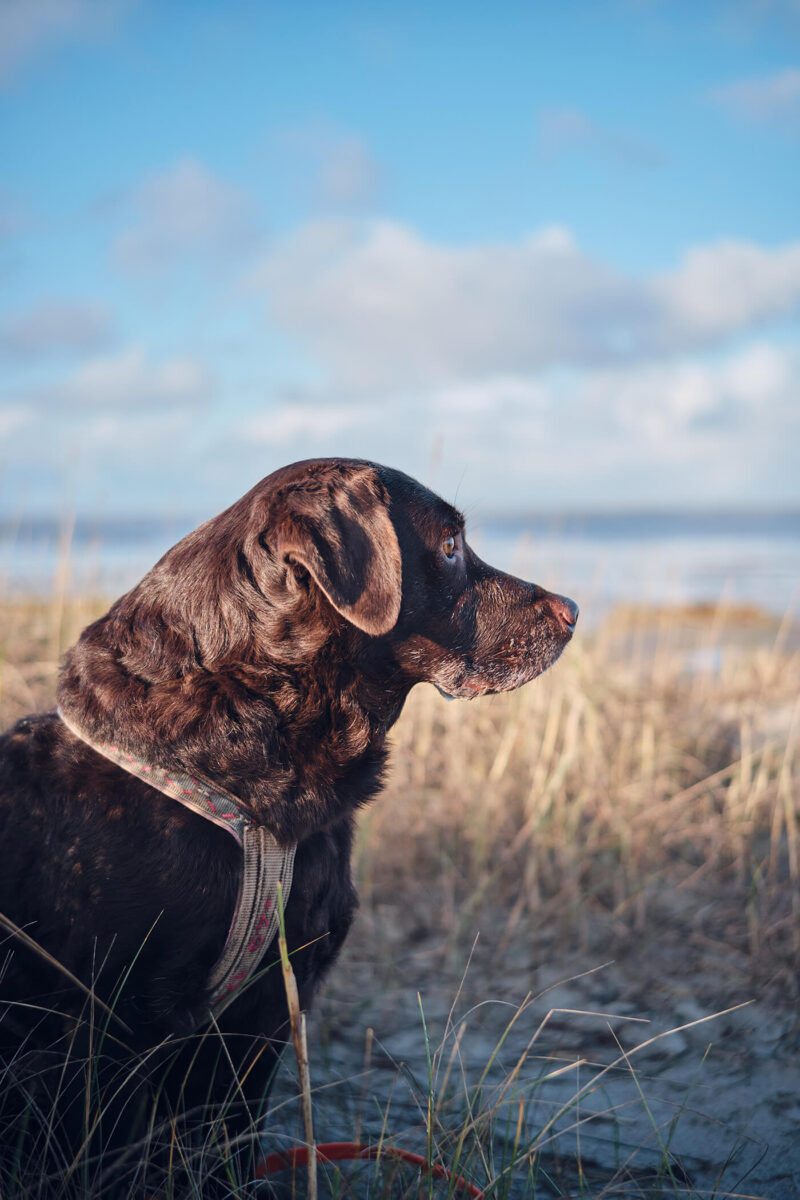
left=1, top=0, right=799, bottom=608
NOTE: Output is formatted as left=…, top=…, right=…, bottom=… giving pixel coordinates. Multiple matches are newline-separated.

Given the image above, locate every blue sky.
left=1, top=0, right=799, bottom=518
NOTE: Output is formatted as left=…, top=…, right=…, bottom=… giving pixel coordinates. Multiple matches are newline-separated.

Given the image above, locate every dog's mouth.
left=432, top=636, right=574, bottom=702
left=435, top=683, right=489, bottom=701
left=434, top=680, right=495, bottom=702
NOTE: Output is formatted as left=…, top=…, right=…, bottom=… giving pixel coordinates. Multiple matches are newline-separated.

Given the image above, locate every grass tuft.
left=1, top=595, right=798, bottom=1196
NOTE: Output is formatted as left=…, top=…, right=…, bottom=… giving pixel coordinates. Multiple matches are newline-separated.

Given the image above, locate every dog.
left=0, top=458, right=577, bottom=1194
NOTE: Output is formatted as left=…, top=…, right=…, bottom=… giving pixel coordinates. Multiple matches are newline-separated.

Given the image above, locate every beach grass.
left=1, top=594, right=798, bottom=1196
left=354, top=601, right=800, bottom=999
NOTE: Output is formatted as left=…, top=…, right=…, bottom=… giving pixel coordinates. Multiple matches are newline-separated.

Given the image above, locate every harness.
left=56, top=705, right=296, bottom=1020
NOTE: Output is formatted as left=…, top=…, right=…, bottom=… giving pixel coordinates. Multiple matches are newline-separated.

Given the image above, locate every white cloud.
left=316, top=135, right=382, bottom=206
left=538, top=106, right=664, bottom=167
left=0, top=0, right=131, bottom=86
left=242, top=402, right=377, bottom=446
left=581, top=343, right=798, bottom=439
left=220, top=339, right=799, bottom=510
left=720, top=0, right=800, bottom=29
left=273, top=124, right=384, bottom=209
left=653, top=240, right=800, bottom=342
left=115, top=159, right=257, bottom=273
left=33, top=345, right=214, bottom=410
left=432, top=374, right=551, bottom=416
left=711, top=67, right=800, bottom=126
left=252, top=219, right=800, bottom=390
left=0, top=299, right=112, bottom=356
left=419, top=342, right=800, bottom=505
left=5, top=338, right=796, bottom=513
left=0, top=404, right=31, bottom=438
left=254, top=220, right=636, bottom=387
left=77, top=407, right=198, bottom=452
left=723, top=339, right=795, bottom=403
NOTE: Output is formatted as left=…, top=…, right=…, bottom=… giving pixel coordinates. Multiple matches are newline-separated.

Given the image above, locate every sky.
left=1, top=0, right=799, bottom=520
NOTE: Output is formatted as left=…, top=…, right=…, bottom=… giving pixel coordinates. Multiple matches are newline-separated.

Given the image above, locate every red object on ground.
left=256, top=1140, right=484, bottom=1197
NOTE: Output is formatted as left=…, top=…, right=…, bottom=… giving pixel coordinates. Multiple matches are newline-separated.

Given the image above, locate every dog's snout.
left=548, top=592, right=579, bottom=632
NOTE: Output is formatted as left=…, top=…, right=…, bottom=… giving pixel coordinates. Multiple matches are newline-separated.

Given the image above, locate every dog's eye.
left=442, top=535, right=457, bottom=559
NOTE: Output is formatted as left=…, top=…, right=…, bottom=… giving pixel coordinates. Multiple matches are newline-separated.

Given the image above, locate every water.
left=471, top=511, right=800, bottom=624
left=1, top=510, right=799, bottom=625
left=0, top=514, right=192, bottom=599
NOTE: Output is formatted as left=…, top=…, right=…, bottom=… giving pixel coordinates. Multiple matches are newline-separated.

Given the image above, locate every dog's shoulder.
left=0, top=709, right=242, bottom=1023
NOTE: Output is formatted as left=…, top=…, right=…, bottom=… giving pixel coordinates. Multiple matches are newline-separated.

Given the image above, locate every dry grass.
left=0, top=595, right=105, bottom=721
left=2, top=594, right=798, bottom=999
left=355, top=604, right=800, bottom=1002
left=2, top=595, right=799, bottom=1197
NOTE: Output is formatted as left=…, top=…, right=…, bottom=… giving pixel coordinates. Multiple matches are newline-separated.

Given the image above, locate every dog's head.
left=57, top=458, right=577, bottom=832
left=236, top=458, right=577, bottom=698
left=59, top=459, right=577, bottom=770
left=375, top=464, right=577, bottom=698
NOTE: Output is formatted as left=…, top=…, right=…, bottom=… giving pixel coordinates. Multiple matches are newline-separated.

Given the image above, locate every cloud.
left=242, top=402, right=374, bottom=446
left=716, top=1, right=800, bottom=36
left=653, top=239, right=800, bottom=342
left=115, top=159, right=258, bottom=273
left=711, top=67, right=800, bottom=128
left=428, top=342, right=797, bottom=428
left=272, top=124, right=384, bottom=209
left=0, top=404, right=31, bottom=439
left=574, top=343, right=798, bottom=444
left=254, top=221, right=640, bottom=388
left=418, top=342, right=800, bottom=504
left=220, top=339, right=798, bottom=511
left=315, top=134, right=383, bottom=206
left=0, top=299, right=113, bottom=356
left=0, top=0, right=131, bottom=86
left=6, top=339, right=796, bottom=514
left=538, top=106, right=664, bottom=168
left=25, top=345, right=214, bottom=410
left=252, top=219, right=800, bottom=390
left=76, top=407, right=201, bottom=454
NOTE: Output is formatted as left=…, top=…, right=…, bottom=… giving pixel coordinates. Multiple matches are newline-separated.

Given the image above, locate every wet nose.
left=549, top=592, right=579, bottom=632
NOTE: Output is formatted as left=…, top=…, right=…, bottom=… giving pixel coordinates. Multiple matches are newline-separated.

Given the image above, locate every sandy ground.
left=260, top=611, right=800, bottom=1197
left=265, top=917, right=800, bottom=1198
left=2, top=601, right=797, bottom=1195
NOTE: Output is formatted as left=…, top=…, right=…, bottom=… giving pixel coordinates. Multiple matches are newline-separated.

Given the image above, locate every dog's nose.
left=549, top=593, right=579, bottom=632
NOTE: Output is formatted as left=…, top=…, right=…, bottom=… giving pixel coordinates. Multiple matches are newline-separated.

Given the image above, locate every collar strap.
left=56, top=705, right=296, bottom=1020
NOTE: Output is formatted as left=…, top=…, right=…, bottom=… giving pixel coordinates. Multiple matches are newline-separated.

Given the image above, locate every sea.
left=1, top=510, right=799, bottom=627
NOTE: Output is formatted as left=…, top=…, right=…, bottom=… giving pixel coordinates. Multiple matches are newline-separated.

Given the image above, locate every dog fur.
left=0, top=458, right=577, bottom=1191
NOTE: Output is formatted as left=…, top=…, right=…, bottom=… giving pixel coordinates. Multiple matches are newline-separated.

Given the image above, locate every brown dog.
left=0, top=458, right=577, bottom=1193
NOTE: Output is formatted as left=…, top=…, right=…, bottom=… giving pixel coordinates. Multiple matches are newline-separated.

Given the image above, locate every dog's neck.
left=58, top=604, right=413, bottom=844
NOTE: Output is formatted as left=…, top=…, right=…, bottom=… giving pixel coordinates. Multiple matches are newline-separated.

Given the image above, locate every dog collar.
left=56, top=705, right=296, bottom=1020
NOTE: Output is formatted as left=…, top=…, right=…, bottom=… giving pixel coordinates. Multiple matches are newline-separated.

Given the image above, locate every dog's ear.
left=262, top=466, right=402, bottom=636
